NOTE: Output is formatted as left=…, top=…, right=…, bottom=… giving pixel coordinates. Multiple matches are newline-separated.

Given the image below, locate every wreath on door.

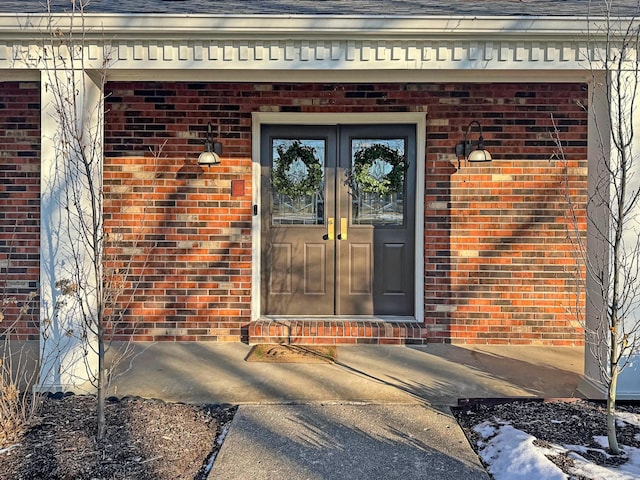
left=349, top=144, right=407, bottom=196
left=271, top=141, right=323, bottom=197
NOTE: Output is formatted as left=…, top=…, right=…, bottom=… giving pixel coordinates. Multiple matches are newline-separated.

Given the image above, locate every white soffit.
left=0, top=14, right=633, bottom=75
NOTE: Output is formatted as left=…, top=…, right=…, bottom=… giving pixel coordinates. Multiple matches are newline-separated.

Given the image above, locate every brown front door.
left=261, top=124, right=415, bottom=316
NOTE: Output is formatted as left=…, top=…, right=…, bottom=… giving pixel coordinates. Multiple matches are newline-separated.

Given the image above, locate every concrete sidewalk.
left=211, top=404, right=488, bottom=480
left=110, top=343, right=584, bottom=479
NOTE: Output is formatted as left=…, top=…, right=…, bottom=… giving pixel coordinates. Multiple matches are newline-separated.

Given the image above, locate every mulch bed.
left=0, top=395, right=236, bottom=480
left=454, top=399, right=640, bottom=475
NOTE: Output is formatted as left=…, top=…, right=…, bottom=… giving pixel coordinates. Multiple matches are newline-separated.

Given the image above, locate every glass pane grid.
left=352, top=192, right=404, bottom=225
left=349, top=138, right=406, bottom=226
left=272, top=192, right=325, bottom=225
left=271, top=139, right=325, bottom=226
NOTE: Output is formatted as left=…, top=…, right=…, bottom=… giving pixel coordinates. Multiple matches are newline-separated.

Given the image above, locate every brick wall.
left=0, top=82, right=40, bottom=340
left=0, top=81, right=586, bottom=344
left=103, top=82, right=587, bottom=344
left=425, top=84, right=587, bottom=345
left=428, top=161, right=586, bottom=345
left=104, top=83, right=254, bottom=342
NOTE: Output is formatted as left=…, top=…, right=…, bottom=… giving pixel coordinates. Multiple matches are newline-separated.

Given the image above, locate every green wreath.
left=271, top=141, right=323, bottom=197
left=350, top=144, right=407, bottom=195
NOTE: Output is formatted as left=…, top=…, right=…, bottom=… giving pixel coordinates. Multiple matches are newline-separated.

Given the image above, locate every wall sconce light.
left=197, top=122, right=222, bottom=166
left=455, top=120, right=492, bottom=168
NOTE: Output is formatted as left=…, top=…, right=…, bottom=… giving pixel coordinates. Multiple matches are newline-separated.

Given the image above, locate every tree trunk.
left=96, top=333, right=105, bottom=440
left=607, top=325, right=620, bottom=454
left=607, top=371, right=620, bottom=454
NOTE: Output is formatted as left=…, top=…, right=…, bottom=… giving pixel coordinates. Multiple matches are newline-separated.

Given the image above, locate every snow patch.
left=475, top=423, right=567, bottom=480
left=203, top=422, right=233, bottom=476
left=474, top=421, right=640, bottom=480
left=617, top=411, right=640, bottom=428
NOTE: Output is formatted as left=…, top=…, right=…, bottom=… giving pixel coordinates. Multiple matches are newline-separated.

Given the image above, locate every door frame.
left=251, top=112, right=426, bottom=322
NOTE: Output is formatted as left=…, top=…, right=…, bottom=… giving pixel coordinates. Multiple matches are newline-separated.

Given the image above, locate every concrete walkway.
left=110, top=343, right=584, bottom=479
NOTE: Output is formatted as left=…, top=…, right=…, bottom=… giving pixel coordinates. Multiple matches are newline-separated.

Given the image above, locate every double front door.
left=260, top=124, right=415, bottom=316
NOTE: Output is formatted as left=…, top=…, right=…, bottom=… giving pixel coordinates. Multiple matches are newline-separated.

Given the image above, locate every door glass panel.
left=349, top=138, right=406, bottom=226
left=271, top=139, right=325, bottom=225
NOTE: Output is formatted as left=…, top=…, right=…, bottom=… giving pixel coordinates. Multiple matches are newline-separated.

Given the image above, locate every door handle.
left=338, top=217, right=347, bottom=240
left=327, top=217, right=335, bottom=240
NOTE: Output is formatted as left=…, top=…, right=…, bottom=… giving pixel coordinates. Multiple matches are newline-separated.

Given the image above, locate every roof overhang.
left=0, top=14, right=630, bottom=38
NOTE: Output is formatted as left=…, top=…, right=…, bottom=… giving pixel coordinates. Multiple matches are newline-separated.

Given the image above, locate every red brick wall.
left=425, top=84, right=587, bottom=345
left=429, top=161, right=586, bottom=345
left=103, top=82, right=587, bottom=344
left=0, top=82, right=40, bottom=340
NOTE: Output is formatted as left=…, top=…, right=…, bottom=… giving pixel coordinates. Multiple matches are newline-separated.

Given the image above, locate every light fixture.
left=197, top=122, right=222, bottom=166
left=455, top=120, right=492, bottom=168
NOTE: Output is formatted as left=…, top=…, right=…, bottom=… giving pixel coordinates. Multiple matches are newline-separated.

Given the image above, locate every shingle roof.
left=2, top=0, right=638, bottom=16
